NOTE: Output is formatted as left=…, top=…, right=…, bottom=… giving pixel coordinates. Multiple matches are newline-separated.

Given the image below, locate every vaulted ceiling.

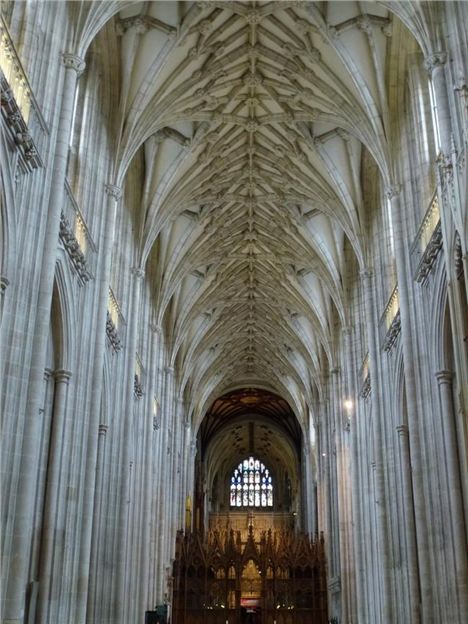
left=200, top=387, right=301, bottom=453
left=87, top=0, right=426, bottom=424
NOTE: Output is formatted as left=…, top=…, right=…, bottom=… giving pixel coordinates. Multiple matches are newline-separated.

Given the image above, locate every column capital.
left=330, top=367, right=340, bottom=375
left=396, top=424, right=409, bottom=437
left=98, top=424, right=109, bottom=436
left=435, top=369, right=454, bottom=384
left=359, top=266, right=373, bottom=281
left=341, top=324, right=353, bottom=336
left=105, top=183, right=122, bottom=201
left=130, top=266, right=145, bottom=279
left=0, top=275, right=9, bottom=294
left=385, top=184, right=401, bottom=200
left=62, top=52, right=86, bottom=76
left=454, top=80, right=468, bottom=98
left=54, top=369, right=72, bottom=383
left=165, top=366, right=175, bottom=375
left=116, top=16, right=149, bottom=36
left=424, top=51, right=447, bottom=75
left=150, top=322, right=162, bottom=334
left=44, top=367, right=54, bottom=380
left=336, top=128, right=350, bottom=142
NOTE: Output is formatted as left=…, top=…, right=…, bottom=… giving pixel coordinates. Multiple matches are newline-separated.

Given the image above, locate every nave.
left=1, top=2, right=467, bottom=623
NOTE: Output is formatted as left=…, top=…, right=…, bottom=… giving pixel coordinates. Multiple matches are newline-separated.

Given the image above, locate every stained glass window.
left=230, top=456, right=273, bottom=507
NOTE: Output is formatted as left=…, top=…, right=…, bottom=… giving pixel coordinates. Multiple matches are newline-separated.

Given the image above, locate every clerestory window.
left=230, top=456, right=273, bottom=508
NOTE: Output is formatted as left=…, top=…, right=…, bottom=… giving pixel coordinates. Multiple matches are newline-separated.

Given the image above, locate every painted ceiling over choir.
left=73, top=1, right=437, bottom=424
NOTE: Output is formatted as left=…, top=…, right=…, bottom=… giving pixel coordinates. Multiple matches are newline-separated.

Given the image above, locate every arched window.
left=230, top=456, right=273, bottom=508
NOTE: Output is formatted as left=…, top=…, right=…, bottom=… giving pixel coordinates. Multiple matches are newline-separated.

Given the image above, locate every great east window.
left=230, top=457, right=273, bottom=508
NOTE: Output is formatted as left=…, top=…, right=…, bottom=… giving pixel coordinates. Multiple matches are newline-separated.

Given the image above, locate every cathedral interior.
left=0, top=1, right=467, bottom=623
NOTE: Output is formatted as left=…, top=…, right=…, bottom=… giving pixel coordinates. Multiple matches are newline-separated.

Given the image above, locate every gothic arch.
left=192, top=380, right=307, bottom=438
left=379, top=1, right=442, bottom=58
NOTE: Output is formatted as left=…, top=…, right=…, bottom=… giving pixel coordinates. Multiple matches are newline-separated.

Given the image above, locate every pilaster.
left=75, top=181, right=122, bottom=624
left=359, top=266, right=394, bottom=622
left=386, top=183, right=433, bottom=622
left=36, top=369, right=72, bottom=623
left=435, top=370, right=468, bottom=620
left=115, top=265, right=146, bottom=624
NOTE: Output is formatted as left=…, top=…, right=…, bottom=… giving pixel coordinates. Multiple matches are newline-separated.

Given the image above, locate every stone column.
left=329, top=368, right=341, bottom=581
left=86, top=423, right=109, bottom=624
left=181, top=418, right=192, bottom=527
left=170, top=410, right=182, bottom=571
left=387, top=185, right=433, bottom=622
left=35, top=369, right=72, bottom=623
left=157, top=366, right=173, bottom=601
left=188, top=439, right=197, bottom=520
left=350, top=396, right=364, bottom=623
left=359, top=268, right=393, bottom=622
left=342, top=326, right=358, bottom=623
left=140, top=324, right=161, bottom=612
left=115, top=267, right=145, bottom=624
left=179, top=402, right=187, bottom=529
left=75, top=182, right=121, bottom=624
left=316, top=400, right=328, bottom=536
left=164, top=372, right=177, bottom=569
left=139, top=409, right=154, bottom=614
left=148, top=327, right=163, bottom=608
left=370, top=461, right=382, bottom=620
left=435, top=370, right=468, bottom=621
left=28, top=368, right=55, bottom=584
left=171, top=398, right=184, bottom=538
left=302, top=440, right=315, bottom=536
left=396, top=424, right=421, bottom=624
left=356, top=402, right=371, bottom=617
left=2, top=52, right=84, bottom=624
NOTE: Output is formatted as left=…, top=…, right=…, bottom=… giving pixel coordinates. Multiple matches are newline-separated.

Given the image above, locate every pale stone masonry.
left=1, top=2, right=467, bottom=623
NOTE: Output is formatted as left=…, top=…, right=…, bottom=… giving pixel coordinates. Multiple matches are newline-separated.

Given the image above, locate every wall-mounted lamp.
left=343, top=399, right=353, bottom=412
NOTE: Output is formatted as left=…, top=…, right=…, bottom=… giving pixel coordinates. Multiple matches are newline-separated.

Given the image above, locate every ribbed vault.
left=100, top=0, right=430, bottom=421
left=200, top=387, right=302, bottom=453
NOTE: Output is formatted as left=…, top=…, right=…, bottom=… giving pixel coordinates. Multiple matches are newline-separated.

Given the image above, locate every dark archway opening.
left=173, top=388, right=326, bottom=624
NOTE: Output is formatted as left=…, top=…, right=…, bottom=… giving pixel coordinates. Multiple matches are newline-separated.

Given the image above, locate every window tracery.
left=230, top=456, right=273, bottom=507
